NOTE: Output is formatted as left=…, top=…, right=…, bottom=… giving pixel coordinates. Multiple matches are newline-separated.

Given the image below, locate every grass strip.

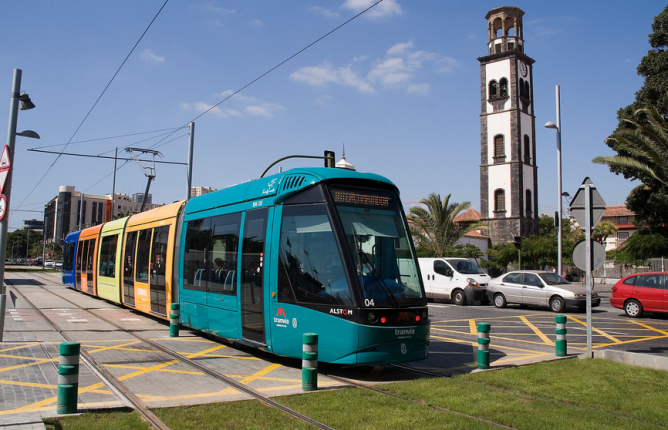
left=152, top=400, right=317, bottom=430
left=381, top=358, right=668, bottom=429
left=276, top=387, right=496, bottom=429
left=43, top=408, right=149, bottom=430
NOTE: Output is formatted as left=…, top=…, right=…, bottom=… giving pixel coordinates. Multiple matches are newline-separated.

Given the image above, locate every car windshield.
left=450, top=259, right=483, bottom=274
left=330, top=186, right=423, bottom=307
left=539, top=273, right=570, bottom=285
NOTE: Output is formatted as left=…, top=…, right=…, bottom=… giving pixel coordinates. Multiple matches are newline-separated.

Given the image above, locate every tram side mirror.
left=324, top=150, right=335, bottom=168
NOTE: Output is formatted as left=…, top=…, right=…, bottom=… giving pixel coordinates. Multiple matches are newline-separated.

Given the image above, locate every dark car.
left=611, top=272, right=668, bottom=318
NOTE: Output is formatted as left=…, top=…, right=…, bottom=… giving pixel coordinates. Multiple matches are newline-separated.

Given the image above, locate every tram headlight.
left=380, top=316, right=387, bottom=324
left=368, top=312, right=378, bottom=323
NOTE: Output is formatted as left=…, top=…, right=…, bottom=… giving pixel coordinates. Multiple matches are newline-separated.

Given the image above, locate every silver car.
left=487, top=270, right=600, bottom=312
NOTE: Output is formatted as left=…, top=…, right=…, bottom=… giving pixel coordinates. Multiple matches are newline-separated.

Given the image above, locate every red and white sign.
left=0, top=145, right=10, bottom=169
left=0, top=194, right=6, bottom=221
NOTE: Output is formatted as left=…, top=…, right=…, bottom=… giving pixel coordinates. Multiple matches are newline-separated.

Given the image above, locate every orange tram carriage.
left=62, top=167, right=430, bottom=365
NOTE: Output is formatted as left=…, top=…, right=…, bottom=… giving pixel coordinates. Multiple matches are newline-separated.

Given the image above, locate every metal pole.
left=585, top=184, right=593, bottom=357
left=186, top=122, right=194, bottom=200
left=556, top=85, right=563, bottom=276
left=26, top=229, right=29, bottom=260
left=111, top=147, right=117, bottom=218
left=0, top=69, right=23, bottom=341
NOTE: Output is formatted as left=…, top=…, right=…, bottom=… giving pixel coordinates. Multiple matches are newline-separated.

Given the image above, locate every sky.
left=0, top=0, right=665, bottom=231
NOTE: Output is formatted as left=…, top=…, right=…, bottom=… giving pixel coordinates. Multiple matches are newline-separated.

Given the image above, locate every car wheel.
left=494, top=293, right=507, bottom=308
left=624, top=300, right=643, bottom=318
left=550, top=296, right=565, bottom=313
left=453, top=289, right=466, bottom=306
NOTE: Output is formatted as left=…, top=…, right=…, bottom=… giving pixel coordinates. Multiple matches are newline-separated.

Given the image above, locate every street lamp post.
left=545, top=85, right=562, bottom=276
left=0, top=69, right=39, bottom=341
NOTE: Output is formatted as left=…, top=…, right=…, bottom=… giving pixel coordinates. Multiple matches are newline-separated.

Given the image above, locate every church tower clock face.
left=479, top=6, right=538, bottom=246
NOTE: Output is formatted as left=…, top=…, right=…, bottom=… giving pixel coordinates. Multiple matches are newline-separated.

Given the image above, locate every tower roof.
left=485, top=6, right=524, bottom=20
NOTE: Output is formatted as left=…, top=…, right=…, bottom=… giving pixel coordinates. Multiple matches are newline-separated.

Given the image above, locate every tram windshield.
left=330, top=186, right=424, bottom=307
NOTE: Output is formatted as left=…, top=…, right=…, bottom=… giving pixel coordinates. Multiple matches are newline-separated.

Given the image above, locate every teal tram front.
left=179, top=167, right=429, bottom=365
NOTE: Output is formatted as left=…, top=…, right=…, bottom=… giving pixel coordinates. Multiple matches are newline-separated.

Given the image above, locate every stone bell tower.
left=478, top=6, right=539, bottom=246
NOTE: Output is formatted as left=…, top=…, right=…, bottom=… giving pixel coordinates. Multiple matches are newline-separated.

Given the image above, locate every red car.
left=611, top=272, right=668, bottom=318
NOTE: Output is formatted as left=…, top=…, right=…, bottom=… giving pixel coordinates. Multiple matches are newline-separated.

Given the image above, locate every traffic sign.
left=0, top=145, right=10, bottom=169
left=0, top=194, right=7, bottom=221
left=0, top=170, right=8, bottom=194
left=569, top=177, right=606, bottom=230
left=572, top=239, right=606, bottom=271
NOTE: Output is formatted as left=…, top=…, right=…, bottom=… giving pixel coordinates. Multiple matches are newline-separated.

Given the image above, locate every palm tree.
left=593, top=108, right=668, bottom=186
left=407, top=193, right=475, bottom=257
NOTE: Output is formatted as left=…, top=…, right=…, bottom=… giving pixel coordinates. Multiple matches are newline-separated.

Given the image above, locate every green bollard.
left=170, top=303, right=180, bottom=337
left=555, top=315, right=567, bottom=357
left=477, top=322, right=491, bottom=369
left=57, top=341, right=80, bottom=414
left=302, top=333, right=318, bottom=391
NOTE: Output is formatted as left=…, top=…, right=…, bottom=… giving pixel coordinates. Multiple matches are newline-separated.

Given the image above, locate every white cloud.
left=206, top=2, right=235, bottom=13
left=352, top=55, right=368, bottom=62
left=141, top=49, right=164, bottom=64
left=310, top=6, right=339, bottom=18
left=291, top=41, right=456, bottom=96
left=341, top=0, right=402, bottom=19
left=316, top=94, right=332, bottom=105
left=290, top=62, right=375, bottom=93
left=250, top=19, right=264, bottom=27
left=182, top=92, right=284, bottom=119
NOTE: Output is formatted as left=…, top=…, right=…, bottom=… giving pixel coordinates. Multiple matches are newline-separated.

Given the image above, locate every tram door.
left=240, top=209, right=268, bottom=344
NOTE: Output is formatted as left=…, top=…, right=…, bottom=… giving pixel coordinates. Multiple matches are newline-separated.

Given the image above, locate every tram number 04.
left=364, top=299, right=375, bottom=307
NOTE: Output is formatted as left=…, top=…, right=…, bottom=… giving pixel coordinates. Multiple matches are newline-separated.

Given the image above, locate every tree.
left=7, top=229, right=43, bottom=259
left=479, top=243, right=517, bottom=272
left=593, top=220, right=618, bottom=245
left=625, top=184, right=668, bottom=232
left=449, top=243, right=484, bottom=264
left=594, top=108, right=668, bottom=187
left=408, top=193, right=474, bottom=258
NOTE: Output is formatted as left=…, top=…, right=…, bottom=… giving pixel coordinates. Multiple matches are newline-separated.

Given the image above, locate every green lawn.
left=44, top=359, right=668, bottom=429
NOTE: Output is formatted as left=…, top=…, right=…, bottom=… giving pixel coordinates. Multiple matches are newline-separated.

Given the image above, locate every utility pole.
left=186, top=122, right=194, bottom=200
left=111, top=147, right=117, bottom=219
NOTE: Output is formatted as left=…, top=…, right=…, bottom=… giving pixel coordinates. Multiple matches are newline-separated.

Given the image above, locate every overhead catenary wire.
left=28, top=127, right=180, bottom=151
left=16, top=0, right=170, bottom=211
left=147, top=0, right=386, bottom=150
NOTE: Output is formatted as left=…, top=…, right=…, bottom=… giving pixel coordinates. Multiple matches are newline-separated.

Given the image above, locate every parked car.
left=487, top=270, right=600, bottom=312
left=44, top=260, right=54, bottom=268
left=611, top=272, right=668, bottom=318
left=418, top=258, right=490, bottom=305
left=54, top=261, right=63, bottom=269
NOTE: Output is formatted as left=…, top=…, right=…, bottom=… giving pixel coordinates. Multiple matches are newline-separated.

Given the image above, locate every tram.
left=61, top=166, right=430, bottom=364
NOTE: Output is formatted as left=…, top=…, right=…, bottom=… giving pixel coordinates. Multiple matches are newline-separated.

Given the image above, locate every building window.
left=523, top=135, right=531, bottom=164
left=493, top=135, right=505, bottom=163
left=525, top=189, right=532, bottom=218
left=617, top=232, right=629, bottom=247
left=494, top=189, right=506, bottom=216
left=488, top=80, right=498, bottom=98
left=499, top=78, right=508, bottom=97
left=617, top=216, right=628, bottom=225
left=524, top=80, right=530, bottom=101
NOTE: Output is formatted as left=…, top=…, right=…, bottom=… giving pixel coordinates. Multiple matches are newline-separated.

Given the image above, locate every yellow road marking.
left=632, top=320, right=668, bottom=337
left=179, top=353, right=260, bottom=360
left=105, top=364, right=204, bottom=376
left=519, top=316, right=554, bottom=345
left=431, top=327, right=556, bottom=346
left=567, top=315, right=621, bottom=344
left=185, top=344, right=227, bottom=359
left=0, top=344, right=34, bottom=353
left=151, top=337, right=215, bottom=343
left=118, top=360, right=179, bottom=381
left=0, top=379, right=56, bottom=389
left=468, top=319, right=476, bottom=335
left=239, top=363, right=281, bottom=385
left=0, top=357, right=57, bottom=374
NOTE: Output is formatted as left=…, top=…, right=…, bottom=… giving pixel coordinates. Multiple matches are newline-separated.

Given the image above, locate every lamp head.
left=544, top=121, right=557, bottom=129
left=18, top=93, right=35, bottom=110
left=561, top=192, right=570, bottom=197
left=16, top=130, right=40, bottom=139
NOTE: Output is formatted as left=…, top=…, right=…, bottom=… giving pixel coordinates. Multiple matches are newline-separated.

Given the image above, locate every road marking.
left=631, top=320, right=668, bottom=337
left=121, top=318, right=141, bottom=321
left=469, top=319, right=477, bottom=335
left=66, top=319, right=88, bottom=323
left=185, top=344, right=227, bottom=359
left=239, top=363, right=281, bottom=385
left=519, top=316, right=554, bottom=345
left=567, top=315, right=621, bottom=344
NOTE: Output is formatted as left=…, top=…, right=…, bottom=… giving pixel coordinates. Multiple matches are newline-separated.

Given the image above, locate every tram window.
left=278, top=204, right=352, bottom=306
left=209, top=213, right=241, bottom=295
left=135, top=229, right=152, bottom=282
left=76, top=240, right=84, bottom=289
left=330, top=186, right=424, bottom=307
left=98, top=235, right=118, bottom=278
left=64, top=243, right=75, bottom=271
left=240, top=209, right=268, bottom=344
left=86, top=240, right=94, bottom=282
left=150, top=226, right=170, bottom=314
left=183, top=218, right=211, bottom=292
left=123, top=231, right=138, bottom=305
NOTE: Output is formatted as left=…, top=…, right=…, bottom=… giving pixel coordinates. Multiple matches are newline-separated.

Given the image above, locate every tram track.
left=7, top=271, right=335, bottom=430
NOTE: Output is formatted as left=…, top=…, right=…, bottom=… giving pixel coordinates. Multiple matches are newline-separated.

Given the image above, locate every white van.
left=418, top=258, right=490, bottom=305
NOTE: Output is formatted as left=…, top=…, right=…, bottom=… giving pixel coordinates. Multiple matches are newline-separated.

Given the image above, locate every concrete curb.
left=592, top=349, right=668, bottom=371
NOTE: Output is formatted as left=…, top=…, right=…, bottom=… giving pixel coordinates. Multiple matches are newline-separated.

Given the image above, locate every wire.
left=28, top=127, right=180, bottom=150
left=148, top=0, right=385, bottom=149
left=16, top=0, right=170, bottom=210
